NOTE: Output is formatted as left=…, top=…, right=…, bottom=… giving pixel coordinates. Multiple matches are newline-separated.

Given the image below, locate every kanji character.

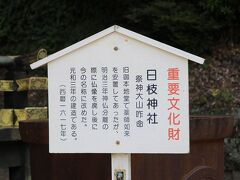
left=168, top=97, right=180, bottom=110
left=147, top=69, right=157, bottom=80
left=168, top=83, right=179, bottom=95
left=147, top=84, right=158, bottom=95
left=147, top=113, right=158, bottom=124
left=168, top=128, right=180, bottom=140
left=168, top=68, right=179, bottom=80
left=147, top=98, right=158, bottom=109
left=168, top=112, right=180, bottom=125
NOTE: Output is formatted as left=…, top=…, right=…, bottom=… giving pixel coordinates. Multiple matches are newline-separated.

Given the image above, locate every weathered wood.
left=0, top=127, right=21, bottom=141
left=0, top=109, right=14, bottom=126
left=0, top=107, right=48, bottom=126
left=4, top=71, right=27, bottom=109
left=1, top=76, right=47, bottom=109
left=0, top=77, right=48, bottom=92
left=27, top=90, right=48, bottom=107
left=0, top=92, right=4, bottom=108
left=0, top=142, right=25, bottom=168
left=36, top=49, right=48, bottom=62
left=5, top=90, right=48, bottom=108
left=5, top=71, right=26, bottom=81
left=0, top=80, right=15, bottom=91
left=0, top=51, right=45, bottom=180
left=16, top=77, right=48, bottom=91
left=19, top=116, right=235, bottom=180
left=190, top=115, right=236, bottom=140
left=0, top=67, right=7, bottom=80
left=14, top=49, right=47, bottom=66
left=24, top=49, right=48, bottom=77
left=14, top=107, right=48, bottom=125
left=4, top=91, right=27, bottom=109
left=0, top=68, right=5, bottom=107
left=0, top=141, right=30, bottom=180
left=0, top=127, right=31, bottom=180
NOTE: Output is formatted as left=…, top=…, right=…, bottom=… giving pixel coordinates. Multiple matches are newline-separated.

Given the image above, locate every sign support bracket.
left=111, top=153, right=131, bottom=180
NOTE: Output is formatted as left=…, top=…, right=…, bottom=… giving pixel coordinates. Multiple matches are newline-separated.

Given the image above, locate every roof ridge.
left=30, top=25, right=204, bottom=69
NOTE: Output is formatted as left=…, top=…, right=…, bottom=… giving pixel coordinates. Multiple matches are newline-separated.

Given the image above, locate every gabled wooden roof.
left=31, top=25, right=205, bottom=69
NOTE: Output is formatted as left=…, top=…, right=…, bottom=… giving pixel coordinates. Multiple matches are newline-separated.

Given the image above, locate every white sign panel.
left=47, top=32, right=189, bottom=153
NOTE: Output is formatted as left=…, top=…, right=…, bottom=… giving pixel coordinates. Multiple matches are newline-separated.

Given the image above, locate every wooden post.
left=111, top=154, right=131, bottom=180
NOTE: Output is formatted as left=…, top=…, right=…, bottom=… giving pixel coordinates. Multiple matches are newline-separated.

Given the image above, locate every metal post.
left=111, top=153, right=131, bottom=180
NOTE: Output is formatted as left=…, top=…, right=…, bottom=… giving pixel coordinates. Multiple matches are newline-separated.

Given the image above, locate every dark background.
left=0, top=0, right=239, bottom=179
left=0, top=0, right=239, bottom=55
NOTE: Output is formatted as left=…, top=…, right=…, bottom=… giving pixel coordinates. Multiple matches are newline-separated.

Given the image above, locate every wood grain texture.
left=0, top=80, right=15, bottom=91
left=0, top=107, right=48, bottom=126
left=19, top=116, right=235, bottom=180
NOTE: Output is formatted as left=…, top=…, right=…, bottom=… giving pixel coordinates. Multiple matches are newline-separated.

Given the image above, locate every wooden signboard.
left=31, top=25, right=205, bottom=180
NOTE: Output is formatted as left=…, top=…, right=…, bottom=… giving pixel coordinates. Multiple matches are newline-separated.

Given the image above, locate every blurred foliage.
left=190, top=88, right=234, bottom=114
left=1, top=1, right=239, bottom=116
left=0, top=0, right=240, bottom=55
left=0, top=0, right=147, bottom=54
left=225, top=137, right=240, bottom=171
left=126, top=0, right=240, bottom=54
left=189, top=47, right=240, bottom=115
